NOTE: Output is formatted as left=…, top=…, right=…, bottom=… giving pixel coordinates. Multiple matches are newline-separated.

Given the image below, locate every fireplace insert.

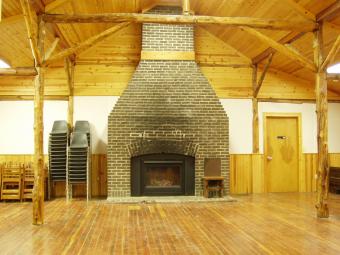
left=131, top=154, right=195, bottom=196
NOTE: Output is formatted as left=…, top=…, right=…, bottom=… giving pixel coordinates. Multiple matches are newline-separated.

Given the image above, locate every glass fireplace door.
left=142, top=160, right=184, bottom=195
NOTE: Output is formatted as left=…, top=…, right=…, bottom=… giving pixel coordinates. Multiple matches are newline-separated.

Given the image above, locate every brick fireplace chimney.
left=107, top=6, right=229, bottom=198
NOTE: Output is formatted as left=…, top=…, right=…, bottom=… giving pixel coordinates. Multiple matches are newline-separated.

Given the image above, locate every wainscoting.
left=230, top=153, right=340, bottom=194
left=1, top=153, right=340, bottom=197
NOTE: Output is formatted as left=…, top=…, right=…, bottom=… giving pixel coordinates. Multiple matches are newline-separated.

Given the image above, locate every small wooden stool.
left=202, top=176, right=224, bottom=198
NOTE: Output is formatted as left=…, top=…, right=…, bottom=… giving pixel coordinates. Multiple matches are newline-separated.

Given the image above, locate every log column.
left=252, top=65, right=259, bottom=153
left=314, top=23, right=329, bottom=218
left=182, top=0, right=190, bottom=15
left=65, top=58, right=75, bottom=130
left=33, top=17, right=46, bottom=225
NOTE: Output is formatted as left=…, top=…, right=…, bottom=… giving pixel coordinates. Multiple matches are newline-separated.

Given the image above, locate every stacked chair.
left=48, top=121, right=69, bottom=199
left=1, top=163, right=23, bottom=201
left=67, top=121, right=91, bottom=201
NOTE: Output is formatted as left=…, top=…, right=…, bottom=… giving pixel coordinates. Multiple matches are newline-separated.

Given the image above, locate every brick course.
left=107, top=6, right=229, bottom=198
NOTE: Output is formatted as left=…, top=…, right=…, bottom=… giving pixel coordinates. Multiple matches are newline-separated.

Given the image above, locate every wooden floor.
left=1, top=193, right=340, bottom=254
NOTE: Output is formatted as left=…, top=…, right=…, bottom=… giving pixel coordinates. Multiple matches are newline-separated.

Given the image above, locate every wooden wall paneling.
left=300, top=153, right=318, bottom=192
left=229, top=154, right=253, bottom=194
left=252, top=154, right=264, bottom=193
left=330, top=153, right=340, bottom=167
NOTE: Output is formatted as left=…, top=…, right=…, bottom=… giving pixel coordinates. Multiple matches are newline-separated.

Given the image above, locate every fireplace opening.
left=131, top=154, right=195, bottom=196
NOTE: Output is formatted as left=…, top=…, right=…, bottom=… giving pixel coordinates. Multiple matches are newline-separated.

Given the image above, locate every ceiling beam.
left=45, top=22, right=130, bottom=65
left=20, top=0, right=42, bottom=65
left=42, top=13, right=317, bottom=31
left=252, top=2, right=338, bottom=65
left=321, top=35, right=340, bottom=71
left=29, top=0, right=70, bottom=49
left=0, top=67, right=37, bottom=76
left=252, top=31, right=304, bottom=64
left=241, top=27, right=316, bottom=71
left=45, top=37, right=60, bottom=60
left=281, top=0, right=315, bottom=21
left=254, top=53, right=274, bottom=98
left=317, top=1, right=340, bottom=22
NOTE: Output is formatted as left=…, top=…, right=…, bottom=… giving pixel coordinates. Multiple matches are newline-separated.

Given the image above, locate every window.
left=327, top=63, right=340, bottom=74
left=0, top=59, right=10, bottom=68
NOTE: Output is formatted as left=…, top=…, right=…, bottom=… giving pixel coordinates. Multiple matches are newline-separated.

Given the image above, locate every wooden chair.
left=202, top=176, right=224, bottom=198
left=22, top=163, right=34, bottom=201
left=1, top=163, right=22, bottom=201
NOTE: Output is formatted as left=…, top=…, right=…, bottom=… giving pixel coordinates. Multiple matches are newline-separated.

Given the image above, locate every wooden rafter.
left=254, top=53, right=274, bottom=98
left=0, top=67, right=37, bottom=76
left=321, top=35, right=340, bottom=71
left=252, top=31, right=304, bottom=64
left=42, top=13, right=317, bottom=31
left=317, top=2, right=340, bottom=22
left=0, top=95, right=68, bottom=100
left=253, top=2, right=339, bottom=65
left=45, top=37, right=60, bottom=60
left=281, top=0, right=315, bottom=21
left=242, top=27, right=316, bottom=71
left=45, top=22, right=130, bottom=65
left=20, top=0, right=43, bottom=65
left=29, top=0, right=70, bottom=49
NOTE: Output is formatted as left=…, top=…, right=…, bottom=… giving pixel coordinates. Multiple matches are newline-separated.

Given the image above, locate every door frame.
left=263, top=113, right=302, bottom=193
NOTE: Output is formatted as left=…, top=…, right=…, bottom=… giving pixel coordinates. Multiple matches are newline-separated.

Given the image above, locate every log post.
left=252, top=64, right=259, bottom=153
left=0, top=0, right=2, bottom=22
left=182, top=0, right=190, bottom=15
left=32, top=16, right=46, bottom=225
left=314, top=22, right=329, bottom=218
left=65, top=57, right=75, bottom=130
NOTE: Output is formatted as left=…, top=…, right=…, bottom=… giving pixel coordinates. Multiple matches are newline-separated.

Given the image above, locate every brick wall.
left=107, top=6, right=229, bottom=198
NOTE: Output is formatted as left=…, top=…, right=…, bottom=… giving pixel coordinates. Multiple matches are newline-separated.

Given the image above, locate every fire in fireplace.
left=131, top=154, right=195, bottom=196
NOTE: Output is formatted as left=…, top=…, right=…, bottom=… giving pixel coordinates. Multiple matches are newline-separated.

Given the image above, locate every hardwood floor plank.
left=1, top=193, right=340, bottom=254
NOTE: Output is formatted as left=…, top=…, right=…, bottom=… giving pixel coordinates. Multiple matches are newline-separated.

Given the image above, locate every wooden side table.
left=202, top=176, right=224, bottom=198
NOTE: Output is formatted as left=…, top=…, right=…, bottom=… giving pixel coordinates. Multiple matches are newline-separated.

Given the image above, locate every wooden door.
left=264, top=115, right=300, bottom=192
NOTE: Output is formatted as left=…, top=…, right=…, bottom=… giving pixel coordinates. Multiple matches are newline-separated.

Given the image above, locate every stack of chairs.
left=49, top=121, right=69, bottom=184
left=67, top=121, right=91, bottom=201
left=74, top=121, right=91, bottom=148
left=1, top=163, right=23, bottom=201
left=21, top=163, right=34, bottom=201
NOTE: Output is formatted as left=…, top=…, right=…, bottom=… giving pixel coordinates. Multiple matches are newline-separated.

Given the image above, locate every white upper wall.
left=220, top=99, right=253, bottom=154
left=0, top=101, right=68, bottom=154
left=0, top=98, right=340, bottom=154
left=74, top=96, right=119, bottom=154
left=329, top=103, right=340, bottom=152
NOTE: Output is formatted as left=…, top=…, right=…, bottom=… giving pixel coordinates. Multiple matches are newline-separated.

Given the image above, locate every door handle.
left=267, top=156, right=273, bottom=161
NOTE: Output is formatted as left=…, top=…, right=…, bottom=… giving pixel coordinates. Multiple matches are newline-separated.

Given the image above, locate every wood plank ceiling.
left=0, top=0, right=339, bottom=98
